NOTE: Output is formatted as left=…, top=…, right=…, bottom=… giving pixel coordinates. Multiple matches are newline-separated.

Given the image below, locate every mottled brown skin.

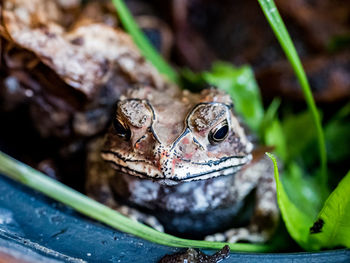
left=87, top=85, right=279, bottom=242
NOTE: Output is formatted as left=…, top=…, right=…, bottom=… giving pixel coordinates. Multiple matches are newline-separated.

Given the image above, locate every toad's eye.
left=209, top=120, right=229, bottom=144
left=113, top=117, right=131, bottom=141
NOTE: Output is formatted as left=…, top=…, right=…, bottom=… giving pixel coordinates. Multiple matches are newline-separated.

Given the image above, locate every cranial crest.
left=119, top=100, right=150, bottom=128
left=193, top=105, right=227, bottom=131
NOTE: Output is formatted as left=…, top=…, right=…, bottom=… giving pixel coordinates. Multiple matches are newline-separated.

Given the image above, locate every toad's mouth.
left=102, top=150, right=251, bottom=184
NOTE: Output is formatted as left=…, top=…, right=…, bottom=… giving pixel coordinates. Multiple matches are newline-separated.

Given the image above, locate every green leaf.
left=281, top=111, right=318, bottom=162
left=264, top=119, right=287, bottom=161
left=282, top=163, right=325, bottom=220
left=266, top=153, right=314, bottom=249
left=325, top=121, right=350, bottom=162
left=111, top=0, right=179, bottom=83
left=308, top=170, right=350, bottom=250
left=263, top=110, right=320, bottom=165
left=324, top=103, right=350, bottom=162
left=202, top=62, right=264, bottom=132
left=259, top=98, right=281, bottom=138
left=265, top=104, right=350, bottom=165
left=0, top=151, right=274, bottom=252
left=331, top=102, right=350, bottom=121
left=257, top=0, right=327, bottom=185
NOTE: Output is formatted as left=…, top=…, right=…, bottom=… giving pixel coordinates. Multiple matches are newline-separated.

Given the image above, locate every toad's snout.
left=151, top=133, right=249, bottom=181
left=103, top=124, right=251, bottom=182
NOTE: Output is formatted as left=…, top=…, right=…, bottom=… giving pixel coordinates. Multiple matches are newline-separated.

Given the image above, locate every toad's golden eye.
left=113, top=117, right=131, bottom=141
left=209, top=120, right=229, bottom=144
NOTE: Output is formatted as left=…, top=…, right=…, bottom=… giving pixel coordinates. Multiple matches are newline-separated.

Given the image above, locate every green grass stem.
left=112, top=0, right=179, bottom=84
left=257, top=0, right=327, bottom=186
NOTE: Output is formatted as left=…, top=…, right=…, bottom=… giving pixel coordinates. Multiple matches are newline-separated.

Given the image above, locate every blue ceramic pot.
left=0, top=175, right=349, bottom=263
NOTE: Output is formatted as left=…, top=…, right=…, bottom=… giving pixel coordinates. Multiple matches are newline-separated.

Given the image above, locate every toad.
left=86, top=84, right=279, bottom=243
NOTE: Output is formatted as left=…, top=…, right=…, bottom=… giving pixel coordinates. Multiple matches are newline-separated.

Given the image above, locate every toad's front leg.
left=205, top=156, right=279, bottom=243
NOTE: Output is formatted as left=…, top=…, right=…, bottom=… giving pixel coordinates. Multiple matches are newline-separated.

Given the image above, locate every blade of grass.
left=257, top=0, right=327, bottom=187
left=0, top=151, right=274, bottom=252
left=111, top=0, right=179, bottom=84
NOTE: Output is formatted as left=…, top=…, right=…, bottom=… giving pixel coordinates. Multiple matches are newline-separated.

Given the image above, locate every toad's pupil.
left=213, top=124, right=228, bottom=141
left=113, top=118, right=131, bottom=140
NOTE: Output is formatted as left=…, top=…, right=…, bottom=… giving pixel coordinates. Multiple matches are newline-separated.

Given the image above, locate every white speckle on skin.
left=176, top=182, right=193, bottom=193
left=192, top=187, right=208, bottom=211
left=166, top=196, right=189, bottom=213
left=130, top=179, right=160, bottom=203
